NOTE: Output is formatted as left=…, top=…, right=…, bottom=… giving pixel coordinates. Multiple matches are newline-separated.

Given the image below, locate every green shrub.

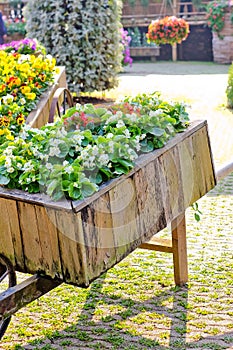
left=226, top=63, right=233, bottom=108
left=24, top=0, right=122, bottom=93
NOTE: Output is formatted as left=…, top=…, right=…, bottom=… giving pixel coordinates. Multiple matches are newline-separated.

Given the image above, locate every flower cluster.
left=206, top=1, right=228, bottom=38
left=0, top=38, right=46, bottom=55
left=146, top=16, right=190, bottom=45
left=120, top=28, right=133, bottom=67
left=0, top=43, right=57, bottom=139
left=0, top=93, right=189, bottom=201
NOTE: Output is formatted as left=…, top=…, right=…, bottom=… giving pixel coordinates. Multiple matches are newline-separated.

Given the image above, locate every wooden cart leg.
left=171, top=213, right=188, bottom=286
left=139, top=212, right=188, bottom=286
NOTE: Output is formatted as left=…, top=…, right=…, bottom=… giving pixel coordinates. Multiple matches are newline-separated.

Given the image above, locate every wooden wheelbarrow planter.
left=25, top=66, right=67, bottom=128
left=0, top=120, right=232, bottom=339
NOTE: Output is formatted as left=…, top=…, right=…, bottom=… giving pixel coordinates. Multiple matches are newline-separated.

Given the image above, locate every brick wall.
left=212, top=11, right=233, bottom=64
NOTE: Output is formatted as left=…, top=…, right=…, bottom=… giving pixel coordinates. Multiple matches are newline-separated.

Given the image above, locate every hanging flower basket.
left=146, top=16, right=190, bottom=46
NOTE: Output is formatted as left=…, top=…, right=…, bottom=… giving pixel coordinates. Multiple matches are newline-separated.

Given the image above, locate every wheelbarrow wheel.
left=0, top=254, right=16, bottom=340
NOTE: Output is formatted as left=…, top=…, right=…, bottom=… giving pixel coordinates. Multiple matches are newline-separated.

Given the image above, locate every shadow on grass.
left=21, top=273, right=233, bottom=350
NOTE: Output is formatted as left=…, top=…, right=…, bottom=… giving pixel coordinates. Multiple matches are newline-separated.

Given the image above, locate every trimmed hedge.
left=24, top=0, right=122, bottom=93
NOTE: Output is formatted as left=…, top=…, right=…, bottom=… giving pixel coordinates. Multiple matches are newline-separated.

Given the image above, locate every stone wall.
left=213, top=11, right=233, bottom=64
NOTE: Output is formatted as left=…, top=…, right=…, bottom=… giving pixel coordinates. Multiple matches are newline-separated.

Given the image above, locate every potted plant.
left=128, top=26, right=160, bottom=61
left=146, top=16, right=189, bottom=60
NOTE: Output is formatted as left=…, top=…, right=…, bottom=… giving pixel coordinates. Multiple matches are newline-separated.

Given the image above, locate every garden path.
left=116, top=61, right=233, bottom=168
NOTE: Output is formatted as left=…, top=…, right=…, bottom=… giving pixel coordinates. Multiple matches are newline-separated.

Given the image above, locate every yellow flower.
left=25, top=92, right=36, bottom=100
left=20, top=85, right=31, bottom=94
left=0, top=84, right=6, bottom=93
left=6, top=133, right=14, bottom=141
left=16, top=114, right=25, bottom=125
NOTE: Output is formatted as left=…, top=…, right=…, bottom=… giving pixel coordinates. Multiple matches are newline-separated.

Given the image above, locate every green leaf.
left=62, top=180, right=70, bottom=191
left=68, top=185, right=82, bottom=200
left=95, top=107, right=108, bottom=117
left=145, top=127, right=164, bottom=137
left=47, top=179, right=60, bottom=196
left=114, top=166, right=128, bottom=175
left=0, top=175, right=10, bottom=185
left=81, top=181, right=98, bottom=198
left=58, top=142, right=70, bottom=158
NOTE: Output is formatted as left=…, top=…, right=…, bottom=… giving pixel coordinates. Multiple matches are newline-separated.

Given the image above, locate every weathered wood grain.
left=55, top=210, right=89, bottom=286
left=81, top=192, right=117, bottom=283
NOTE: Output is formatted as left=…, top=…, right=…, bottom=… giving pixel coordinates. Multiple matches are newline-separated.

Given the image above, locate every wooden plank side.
left=108, top=178, right=141, bottom=263
left=0, top=198, right=16, bottom=265
left=34, top=206, right=63, bottom=279
left=158, top=145, right=184, bottom=223
left=55, top=210, right=89, bottom=286
left=17, top=201, right=44, bottom=274
left=81, top=192, right=117, bottom=283
left=134, top=159, right=167, bottom=243
left=179, top=125, right=216, bottom=206
left=5, top=199, right=25, bottom=270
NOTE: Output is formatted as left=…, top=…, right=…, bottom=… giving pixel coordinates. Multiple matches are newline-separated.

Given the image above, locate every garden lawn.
left=1, top=61, right=233, bottom=350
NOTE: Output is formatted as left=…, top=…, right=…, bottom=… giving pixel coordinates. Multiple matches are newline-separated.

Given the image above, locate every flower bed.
left=0, top=93, right=190, bottom=201
left=0, top=38, right=57, bottom=139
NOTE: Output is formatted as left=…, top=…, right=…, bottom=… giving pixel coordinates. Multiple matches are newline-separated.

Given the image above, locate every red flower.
left=146, top=16, right=189, bottom=45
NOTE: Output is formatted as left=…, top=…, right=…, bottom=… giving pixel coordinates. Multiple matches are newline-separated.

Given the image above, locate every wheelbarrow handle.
left=216, top=160, right=233, bottom=182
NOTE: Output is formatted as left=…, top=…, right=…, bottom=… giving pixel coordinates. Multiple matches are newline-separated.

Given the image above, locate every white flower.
left=52, top=139, right=62, bottom=147
left=56, top=127, right=67, bottom=138
left=140, top=133, right=146, bottom=140
left=126, top=113, right=137, bottom=122
left=45, top=163, right=53, bottom=171
left=116, top=120, right=125, bottom=128
left=149, top=109, right=163, bottom=117
left=98, top=154, right=109, bottom=166
left=92, top=145, right=99, bottom=156
left=105, top=113, right=119, bottom=125
left=108, top=141, right=114, bottom=153
left=64, top=165, right=73, bottom=174
left=115, top=111, right=123, bottom=119
left=17, top=55, right=30, bottom=63
left=17, top=163, right=22, bottom=169
left=72, top=133, right=84, bottom=145
left=49, top=146, right=60, bottom=157
left=2, top=94, right=14, bottom=105
left=23, top=161, right=34, bottom=172
left=4, top=156, right=12, bottom=166
left=123, top=129, right=130, bottom=138
left=7, top=167, right=14, bottom=173
left=19, top=98, right=26, bottom=105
